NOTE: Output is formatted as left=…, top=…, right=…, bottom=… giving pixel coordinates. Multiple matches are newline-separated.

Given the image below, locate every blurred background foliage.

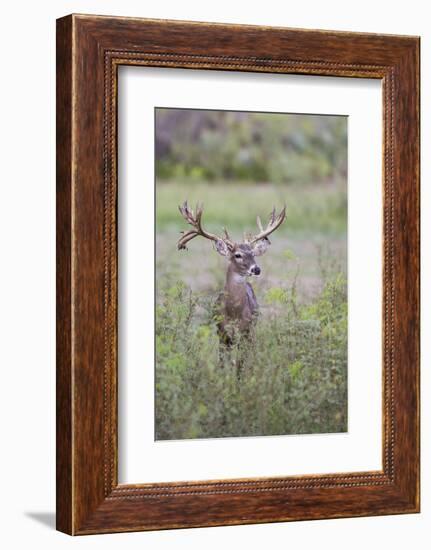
left=154, top=108, right=348, bottom=440
left=156, top=108, right=347, bottom=184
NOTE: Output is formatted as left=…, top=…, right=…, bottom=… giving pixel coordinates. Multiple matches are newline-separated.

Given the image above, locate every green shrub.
left=155, top=110, right=347, bottom=185
left=155, top=274, right=347, bottom=440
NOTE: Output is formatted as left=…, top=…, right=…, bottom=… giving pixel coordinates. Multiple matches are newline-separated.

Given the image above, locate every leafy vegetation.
left=155, top=272, right=347, bottom=440
left=156, top=109, right=347, bottom=185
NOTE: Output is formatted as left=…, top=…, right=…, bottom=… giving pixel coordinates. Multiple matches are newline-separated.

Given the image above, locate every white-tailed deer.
left=177, top=201, right=286, bottom=374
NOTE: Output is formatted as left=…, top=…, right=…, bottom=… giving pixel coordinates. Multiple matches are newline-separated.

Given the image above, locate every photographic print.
left=155, top=107, right=348, bottom=441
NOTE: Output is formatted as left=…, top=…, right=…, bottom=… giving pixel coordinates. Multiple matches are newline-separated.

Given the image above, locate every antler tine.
left=178, top=200, right=193, bottom=225
left=195, top=202, right=220, bottom=243
left=256, top=215, right=264, bottom=233
left=177, top=229, right=199, bottom=250
left=255, top=214, right=271, bottom=244
left=248, top=205, right=286, bottom=245
left=195, top=202, right=206, bottom=233
left=223, top=227, right=232, bottom=242
left=177, top=199, right=232, bottom=250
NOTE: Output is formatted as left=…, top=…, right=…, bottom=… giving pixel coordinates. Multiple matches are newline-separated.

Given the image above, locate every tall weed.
left=155, top=274, right=347, bottom=440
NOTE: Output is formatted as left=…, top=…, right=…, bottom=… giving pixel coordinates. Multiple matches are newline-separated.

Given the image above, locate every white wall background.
left=0, top=1, right=427, bottom=548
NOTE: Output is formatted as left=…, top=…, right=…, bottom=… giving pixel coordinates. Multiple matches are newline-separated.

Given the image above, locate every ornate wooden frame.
left=56, top=14, right=420, bottom=535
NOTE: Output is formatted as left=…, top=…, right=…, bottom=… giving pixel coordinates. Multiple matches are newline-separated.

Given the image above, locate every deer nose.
left=251, top=265, right=261, bottom=276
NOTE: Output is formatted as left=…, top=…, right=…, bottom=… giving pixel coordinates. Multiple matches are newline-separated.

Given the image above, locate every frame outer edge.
left=56, top=14, right=74, bottom=535
left=57, top=14, right=420, bottom=534
left=392, top=38, right=420, bottom=510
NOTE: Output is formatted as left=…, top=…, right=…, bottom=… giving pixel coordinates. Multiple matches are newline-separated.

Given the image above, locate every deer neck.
left=226, top=263, right=247, bottom=287
left=224, top=264, right=248, bottom=308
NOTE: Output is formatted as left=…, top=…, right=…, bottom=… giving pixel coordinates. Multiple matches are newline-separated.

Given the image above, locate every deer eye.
left=234, top=253, right=242, bottom=259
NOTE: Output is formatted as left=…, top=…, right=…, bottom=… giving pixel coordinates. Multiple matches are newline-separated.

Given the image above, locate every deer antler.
left=177, top=201, right=234, bottom=250
left=248, top=205, right=286, bottom=245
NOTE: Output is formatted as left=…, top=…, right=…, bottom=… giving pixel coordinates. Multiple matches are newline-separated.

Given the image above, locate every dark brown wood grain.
left=56, top=15, right=73, bottom=535
left=56, top=14, right=420, bottom=535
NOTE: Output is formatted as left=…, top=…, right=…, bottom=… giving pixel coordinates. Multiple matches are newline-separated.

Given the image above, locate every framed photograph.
left=56, top=14, right=420, bottom=535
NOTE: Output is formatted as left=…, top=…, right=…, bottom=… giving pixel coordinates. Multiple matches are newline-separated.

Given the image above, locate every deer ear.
left=252, top=238, right=270, bottom=257
left=214, top=239, right=230, bottom=257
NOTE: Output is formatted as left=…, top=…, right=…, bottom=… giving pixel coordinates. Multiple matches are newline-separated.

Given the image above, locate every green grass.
left=156, top=179, right=347, bottom=236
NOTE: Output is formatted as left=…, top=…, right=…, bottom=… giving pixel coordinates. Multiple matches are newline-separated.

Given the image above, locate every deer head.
left=177, top=201, right=286, bottom=278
